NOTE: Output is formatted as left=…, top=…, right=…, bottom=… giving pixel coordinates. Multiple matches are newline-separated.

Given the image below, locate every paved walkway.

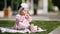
left=0, top=12, right=60, bottom=21
left=0, top=15, right=60, bottom=21
left=0, top=15, right=49, bottom=20
left=49, top=26, right=60, bottom=34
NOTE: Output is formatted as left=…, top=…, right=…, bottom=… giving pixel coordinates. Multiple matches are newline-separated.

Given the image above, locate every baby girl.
left=13, top=3, right=46, bottom=32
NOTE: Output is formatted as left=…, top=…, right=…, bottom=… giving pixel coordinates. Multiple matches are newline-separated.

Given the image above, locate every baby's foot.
left=37, top=27, right=46, bottom=32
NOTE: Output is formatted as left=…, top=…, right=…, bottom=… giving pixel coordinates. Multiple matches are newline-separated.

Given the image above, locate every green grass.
left=0, top=20, right=60, bottom=34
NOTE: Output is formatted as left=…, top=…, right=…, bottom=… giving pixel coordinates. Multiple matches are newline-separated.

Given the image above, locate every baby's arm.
left=13, top=15, right=20, bottom=29
left=16, top=14, right=30, bottom=29
left=25, top=14, right=32, bottom=22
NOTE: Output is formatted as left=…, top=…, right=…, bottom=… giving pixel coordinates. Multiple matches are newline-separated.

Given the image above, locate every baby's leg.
left=29, top=24, right=34, bottom=32
left=37, top=27, right=41, bottom=30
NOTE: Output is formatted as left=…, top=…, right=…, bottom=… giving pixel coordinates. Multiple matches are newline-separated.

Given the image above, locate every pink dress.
left=12, top=14, right=46, bottom=32
left=13, top=14, right=32, bottom=29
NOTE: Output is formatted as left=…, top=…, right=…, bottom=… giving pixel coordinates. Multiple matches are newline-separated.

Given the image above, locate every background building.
left=0, top=0, right=60, bottom=18
left=0, top=0, right=48, bottom=16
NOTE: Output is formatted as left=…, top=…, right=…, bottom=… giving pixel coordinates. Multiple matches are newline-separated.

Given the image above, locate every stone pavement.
left=0, top=15, right=49, bottom=20
left=0, top=12, right=60, bottom=21
left=0, top=15, right=60, bottom=21
left=49, top=26, right=60, bottom=34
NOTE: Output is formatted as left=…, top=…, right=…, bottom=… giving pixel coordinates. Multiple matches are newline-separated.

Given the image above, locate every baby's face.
left=23, top=9, right=28, bottom=15
left=20, top=9, right=28, bottom=15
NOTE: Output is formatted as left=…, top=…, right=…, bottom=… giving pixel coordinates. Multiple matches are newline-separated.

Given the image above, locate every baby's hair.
left=20, top=8, right=24, bottom=12
left=18, top=7, right=29, bottom=14
left=17, top=8, right=24, bottom=14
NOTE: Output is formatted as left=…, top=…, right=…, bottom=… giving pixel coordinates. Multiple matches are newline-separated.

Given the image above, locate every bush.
left=48, top=0, right=53, bottom=11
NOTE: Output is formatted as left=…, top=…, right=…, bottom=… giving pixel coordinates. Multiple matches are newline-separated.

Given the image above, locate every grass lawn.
left=0, top=20, right=60, bottom=34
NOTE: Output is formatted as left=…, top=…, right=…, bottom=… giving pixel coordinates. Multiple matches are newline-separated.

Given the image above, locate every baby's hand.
left=25, top=13, right=29, bottom=17
left=25, top=14, right=29, bottom=19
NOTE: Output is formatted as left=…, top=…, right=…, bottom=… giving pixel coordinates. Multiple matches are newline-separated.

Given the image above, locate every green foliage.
left=13, top=0, right=22, bottom=6
left=48, top=0, right=53, bottom=11
left=34, top=0, right=38, bottom=4
left=13, top=0, right=22, bottom=10
left=0, top=0, right=4, bottom=10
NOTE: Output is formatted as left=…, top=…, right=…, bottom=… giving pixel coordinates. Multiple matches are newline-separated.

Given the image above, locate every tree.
left=13, top=0, right=22, bottom=10
left=48, top=0, right=53, bottom=11
left=0, top=0, right=4, bottom=10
